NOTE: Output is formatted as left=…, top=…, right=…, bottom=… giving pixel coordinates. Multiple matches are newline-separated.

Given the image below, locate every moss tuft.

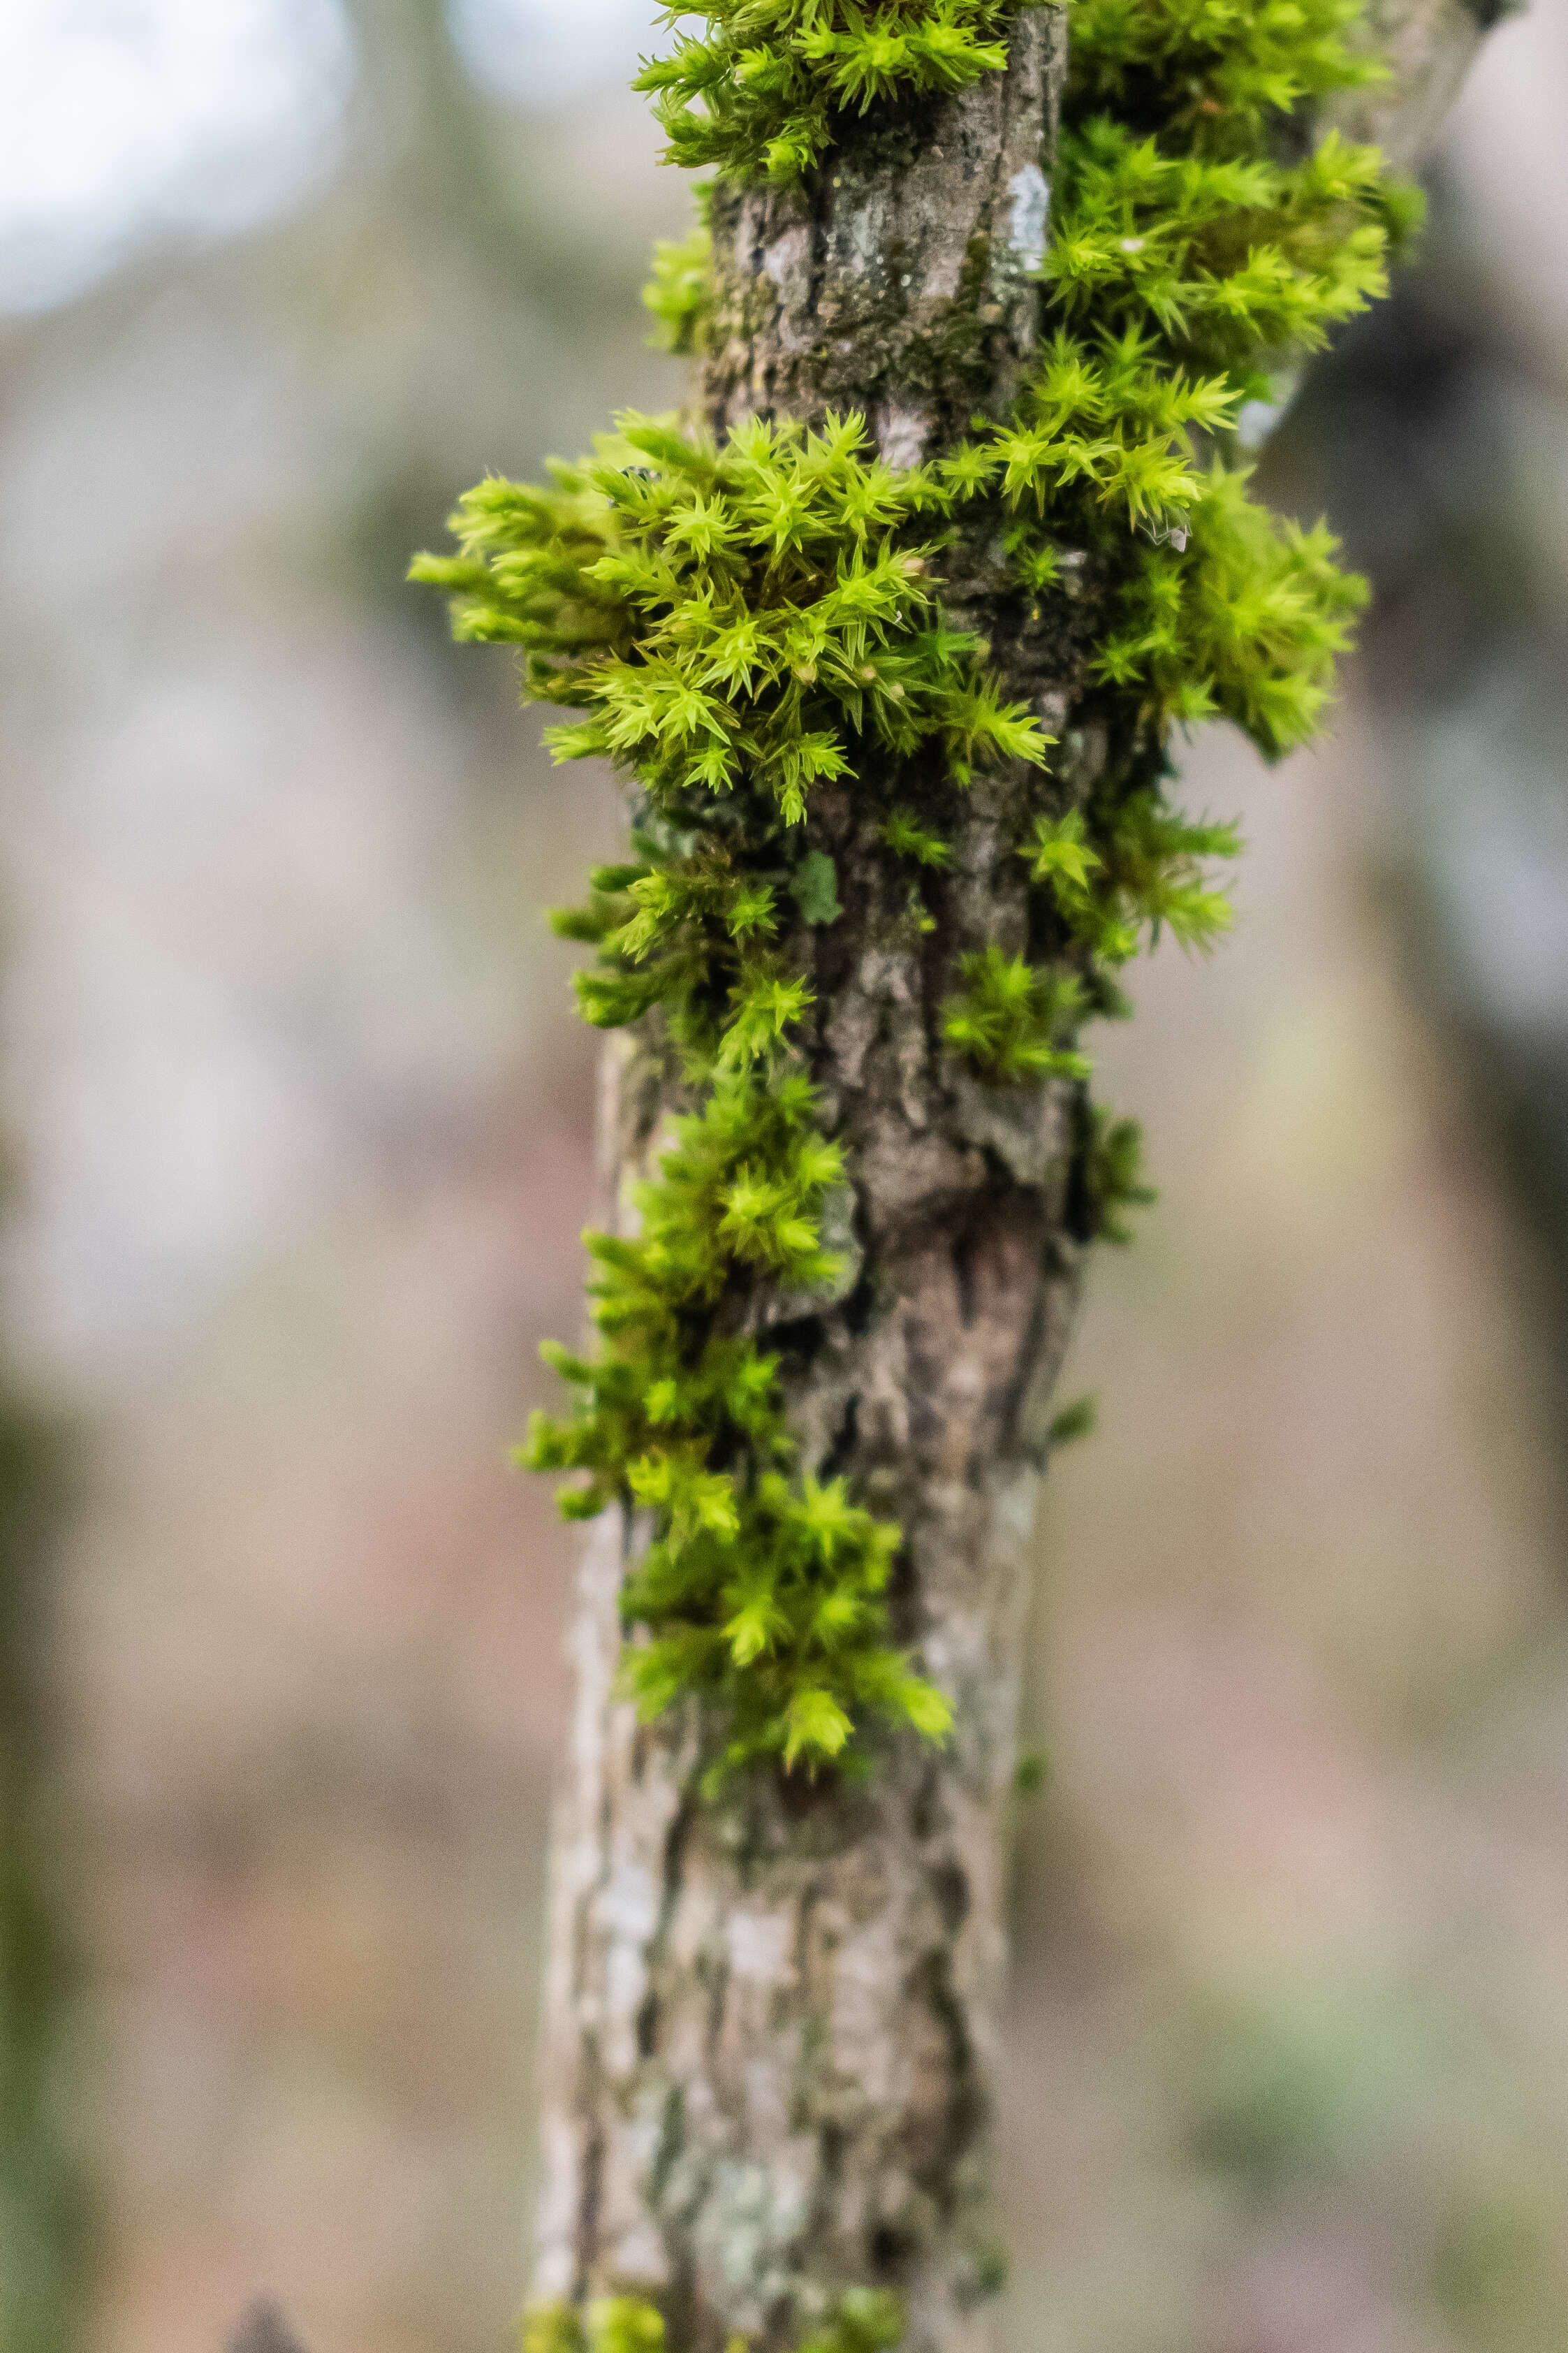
left=637, top=1, right=1019, bottom=182
left=416, top=0, right=1414, bottom=1781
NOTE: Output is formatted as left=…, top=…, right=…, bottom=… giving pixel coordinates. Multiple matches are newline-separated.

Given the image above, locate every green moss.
left=416, top=411, right=1058, bottom=1777
left=416, top=0, right=1415, bottom=1783
left=1076, top=1103, right=1157, bottom=1244
left=525, top=1065, right=953, bottom=1782
left=525, top=2292, right=907, bottom=2353
left=645, top=221, right=718, bottom=356
left=944, top=947, right=1091, bottom=1085
left=1097, top=467, right=1369, bottom=755
left=637, top=2, right=1020, bottom=182
left=416, top=409, right=1043, bottom=833
left=1066, top=0, right=1383, bottom=141
left=1021, top=790, right=1240, bottom=960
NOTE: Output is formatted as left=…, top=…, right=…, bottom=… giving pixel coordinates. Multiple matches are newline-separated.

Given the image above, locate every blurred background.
left=1, top=4, right=1567, bottom=2350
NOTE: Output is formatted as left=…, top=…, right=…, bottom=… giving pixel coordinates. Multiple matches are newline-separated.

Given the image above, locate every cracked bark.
left=529, top=11, right=1488, bottom=2353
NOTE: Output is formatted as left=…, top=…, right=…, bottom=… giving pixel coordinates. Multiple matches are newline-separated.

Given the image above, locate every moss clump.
left=944, top=947, right=1091, bottom=1085
left=1065, top=0, right=1385, bottom=140
left=416, top=0, right=1414, bottom=1780
left=638, top=1, right=1019, bottom=182
left=416, top=412, right=1053, bottom=1779
left=1020, top=793, right=1239, bottom=963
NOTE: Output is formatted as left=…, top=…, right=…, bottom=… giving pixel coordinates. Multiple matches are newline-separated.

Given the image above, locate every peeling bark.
left=529, top=9, right=1485, bottom=2353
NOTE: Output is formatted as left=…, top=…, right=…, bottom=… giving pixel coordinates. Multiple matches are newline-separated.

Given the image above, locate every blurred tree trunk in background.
left=530, top=13, right=1491, bottom=2353
left=1283, top=0, right=1568, bottom=1416
left=0, top=1383, right=78, bottom=2352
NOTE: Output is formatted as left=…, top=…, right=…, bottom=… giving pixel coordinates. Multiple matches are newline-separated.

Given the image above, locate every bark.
left=530, top=12, right=1487, bottom=2353
left=699, top=6, right=1067, bottom=463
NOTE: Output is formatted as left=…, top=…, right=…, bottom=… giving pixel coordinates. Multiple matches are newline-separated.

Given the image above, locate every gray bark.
left=530, top=10, right=1486, bottom=2353
left=700, top=6, right=1067, bottom=462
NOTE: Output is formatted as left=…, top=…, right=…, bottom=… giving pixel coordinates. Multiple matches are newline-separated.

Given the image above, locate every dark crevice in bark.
left=820, top=1391, right=862, bottom=1485
left=903, top=1944, right=986, bottom=2209
left=950, top=1232, right=979, bottom=1333
left=925, top=1858, right=972, bottom=1940
left=575, top=2042, right=608, bottom=2301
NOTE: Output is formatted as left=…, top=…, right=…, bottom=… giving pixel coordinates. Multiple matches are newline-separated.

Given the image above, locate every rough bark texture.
left=530, top=10, right=1488, bottom=2353
left=701, top=6, right=1067, bottom=462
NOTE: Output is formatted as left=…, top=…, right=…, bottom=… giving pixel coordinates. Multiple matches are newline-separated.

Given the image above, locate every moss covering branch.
left=416, top=0, right=1409, bottom=1793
